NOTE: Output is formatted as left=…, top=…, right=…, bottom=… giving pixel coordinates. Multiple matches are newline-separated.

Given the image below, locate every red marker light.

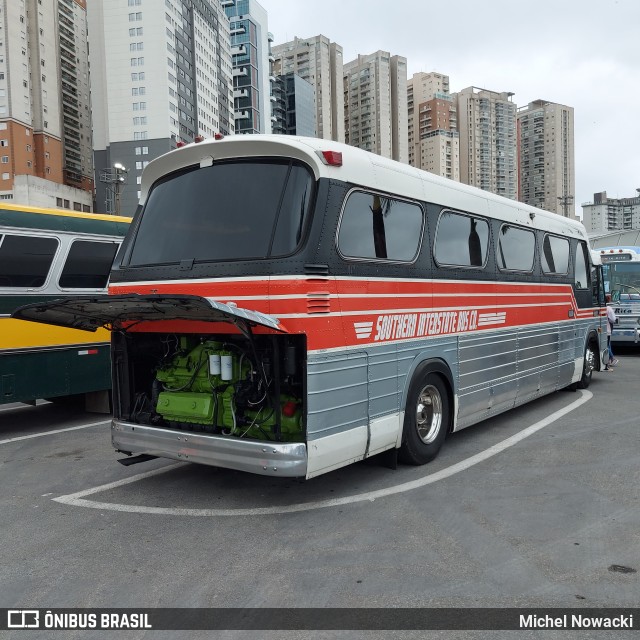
left=321, top=150, right=343, bottom=166
left=214, top=133, right=224, bottom=140
left=176, top=141, right=186, bottom=148
left=194, top=135, right=205, bottom=143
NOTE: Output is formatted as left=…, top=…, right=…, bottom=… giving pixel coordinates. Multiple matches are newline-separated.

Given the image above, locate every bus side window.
left=337, top=191, right=423, bottom=262
left=574, top=241, right=590, bottom=290
left=496, top=225, right=535, bottom=272
left=0, top=234, right=58, bottom=288
left=59, top=240, right=120, bottom=289
left=434, top=210, right=489, bottom=268
left=541, top=234, right=569, bottom=275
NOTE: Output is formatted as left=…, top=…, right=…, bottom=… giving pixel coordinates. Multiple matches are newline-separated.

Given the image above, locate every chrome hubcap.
left=415, top=384, right=443, bottom=444
left=585, top=347, right=595, bottom=375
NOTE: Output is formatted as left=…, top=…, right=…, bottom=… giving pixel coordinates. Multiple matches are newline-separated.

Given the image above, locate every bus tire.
left=576, top=340, right=597, bottom=389
left=399, top=371, right=449, bottom=465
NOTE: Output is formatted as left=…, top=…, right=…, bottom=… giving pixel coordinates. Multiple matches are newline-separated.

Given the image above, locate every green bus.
left=0, top=203, right=130, bottom=410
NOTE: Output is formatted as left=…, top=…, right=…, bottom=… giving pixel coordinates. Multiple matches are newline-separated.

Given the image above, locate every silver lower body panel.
left=112, top=420, right=308, bottom=477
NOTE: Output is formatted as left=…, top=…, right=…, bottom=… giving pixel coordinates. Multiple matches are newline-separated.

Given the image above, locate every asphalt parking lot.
left=1, top=349, right=638, bottom=639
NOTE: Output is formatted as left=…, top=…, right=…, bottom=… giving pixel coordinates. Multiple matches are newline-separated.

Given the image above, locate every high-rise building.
left=456, top=86, right=517, bottom=200
left=517, top=99, right=575, bottom=217
left=408, top=71, right=459, bottom=181
left=343, top=51, right=408, bottom=163
left=271, top=35, right=344, bottom=142
left=0, top=0, right=93, bottom=210
left=582, top=190, right=640, bottom=236
left=223, top=0, right=271, bottom=134
left=271, top=72, right=316, bottom=136
left=88, top=0, right=234, bottom=215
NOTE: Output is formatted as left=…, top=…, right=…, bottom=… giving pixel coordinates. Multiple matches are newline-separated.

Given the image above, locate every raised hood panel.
left=12, top=294, right=287, bottom=333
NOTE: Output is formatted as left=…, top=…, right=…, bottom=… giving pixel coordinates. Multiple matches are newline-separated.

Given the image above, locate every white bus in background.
left=597, top=246, right=640, bottom=345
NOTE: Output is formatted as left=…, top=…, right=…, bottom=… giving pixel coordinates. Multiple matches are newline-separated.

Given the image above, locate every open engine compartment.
left=112, top=330, right=306, bottom=443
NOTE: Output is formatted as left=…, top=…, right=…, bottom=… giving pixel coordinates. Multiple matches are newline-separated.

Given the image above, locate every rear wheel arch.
left=398, top=358, right=455, bottom=465
left=401, top=358, right=455, bottom=428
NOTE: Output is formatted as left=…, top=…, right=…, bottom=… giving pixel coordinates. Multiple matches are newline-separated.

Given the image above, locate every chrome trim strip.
left=112, top=420, right=308, bottom=477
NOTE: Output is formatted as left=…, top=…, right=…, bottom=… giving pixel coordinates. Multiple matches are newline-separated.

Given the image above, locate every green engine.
left=153, top=337, right=302, bottom=442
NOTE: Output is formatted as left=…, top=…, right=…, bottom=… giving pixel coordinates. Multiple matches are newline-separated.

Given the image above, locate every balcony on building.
left=231, top=45, right=247, bottom=57
left=233, top=67, right=248, bottom=77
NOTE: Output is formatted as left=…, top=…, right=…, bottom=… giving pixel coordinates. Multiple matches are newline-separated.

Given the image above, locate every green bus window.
left=0, top=234, right=58, bottom=287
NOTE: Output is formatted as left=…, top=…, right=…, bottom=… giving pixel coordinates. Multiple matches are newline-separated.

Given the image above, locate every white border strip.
left=0, top=420, right=109, bottom=445
left=53, top=391, right=592, bottom=516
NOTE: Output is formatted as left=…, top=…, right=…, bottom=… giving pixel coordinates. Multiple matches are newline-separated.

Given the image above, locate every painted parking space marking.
left=53, top=390, right=592, bottom=516
left=0, top=420, right=109, bottom=445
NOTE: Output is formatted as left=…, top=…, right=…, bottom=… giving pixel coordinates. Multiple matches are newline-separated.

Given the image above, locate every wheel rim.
left=415, top=384, right=443, bottom=444
left=585, top=346, right=595, bottom=377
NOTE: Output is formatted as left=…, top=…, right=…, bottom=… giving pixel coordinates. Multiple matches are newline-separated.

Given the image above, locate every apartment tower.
left=223, top=0, right=271, bottom=134
left=582, top=190, right=640, bottom=236
left=271, top=35, right=344, bottom=142
left=271, top=72, right=316, bottom=136
left=517, top=99, right=575, bottom=217
left=408, top=71, right=459, bottom=181
left=456, top=86, right=517, bottom=200
left=0, top=0, right=93, bottom=209
left=88, top=0, right=234, bottom=215
left=343, top=51, right=408, bottom=163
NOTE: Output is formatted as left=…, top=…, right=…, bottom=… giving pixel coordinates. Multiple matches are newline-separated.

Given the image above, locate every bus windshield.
left=128, top=159, right=314, bottom=266
left=604, top=262, right=640, bottom=300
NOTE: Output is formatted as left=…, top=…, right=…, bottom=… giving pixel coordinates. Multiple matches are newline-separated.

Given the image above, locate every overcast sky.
left=258, top=0, right=640, bottom=216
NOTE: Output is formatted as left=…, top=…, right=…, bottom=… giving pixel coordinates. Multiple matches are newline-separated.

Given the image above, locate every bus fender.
left=399, top=356, right=456, bottom=439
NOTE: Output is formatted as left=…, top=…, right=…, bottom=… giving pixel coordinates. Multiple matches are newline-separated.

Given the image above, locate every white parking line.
left=0, top=420, right=109, bottom=445
left=0, top=402, right=43, bottom=413
left=53, top=390, right=593, bottom=516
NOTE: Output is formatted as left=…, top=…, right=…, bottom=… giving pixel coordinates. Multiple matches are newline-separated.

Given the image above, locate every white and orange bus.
left=15, top=135, right=605, bottom=477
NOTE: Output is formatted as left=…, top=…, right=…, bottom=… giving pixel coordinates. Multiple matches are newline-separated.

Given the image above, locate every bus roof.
left=0, top=203, right=131, bottom=236
left=595, top=246, right=640, bottom=255
left=140, top=134, right=588, bottom=241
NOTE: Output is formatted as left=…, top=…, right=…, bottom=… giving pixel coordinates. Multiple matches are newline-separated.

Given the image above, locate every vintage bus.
left=596, top=246, right=640, bottom=345
left=1, top=203, right=130, bottom=409
left=14, top=136, right=605, bottom=477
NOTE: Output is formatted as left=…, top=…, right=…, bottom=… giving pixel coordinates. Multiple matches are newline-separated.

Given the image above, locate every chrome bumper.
left=111, top=420, right=308, bottom=477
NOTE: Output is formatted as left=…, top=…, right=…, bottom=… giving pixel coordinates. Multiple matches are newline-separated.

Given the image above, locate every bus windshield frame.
left=125, top=158, right=315, bottom=268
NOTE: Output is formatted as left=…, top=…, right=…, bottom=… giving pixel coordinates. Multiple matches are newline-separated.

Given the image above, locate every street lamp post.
left=99, top=162, right=129, bottom=215
left=557, top=193, right=574, bottom=218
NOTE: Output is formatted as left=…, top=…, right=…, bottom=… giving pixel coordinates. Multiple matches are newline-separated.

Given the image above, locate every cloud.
left=260, top=0, right=640, bottom=210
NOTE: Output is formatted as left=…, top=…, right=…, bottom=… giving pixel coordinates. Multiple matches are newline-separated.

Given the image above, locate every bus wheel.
left=399, top=372, right=449, bottom=465
left=577, top=342, right=596, bottom=389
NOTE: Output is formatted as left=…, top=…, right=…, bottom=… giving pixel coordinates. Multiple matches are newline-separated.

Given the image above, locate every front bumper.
left=112, top=420, right=308, bottom=477
left=611, top=328, right=640, bottom=344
